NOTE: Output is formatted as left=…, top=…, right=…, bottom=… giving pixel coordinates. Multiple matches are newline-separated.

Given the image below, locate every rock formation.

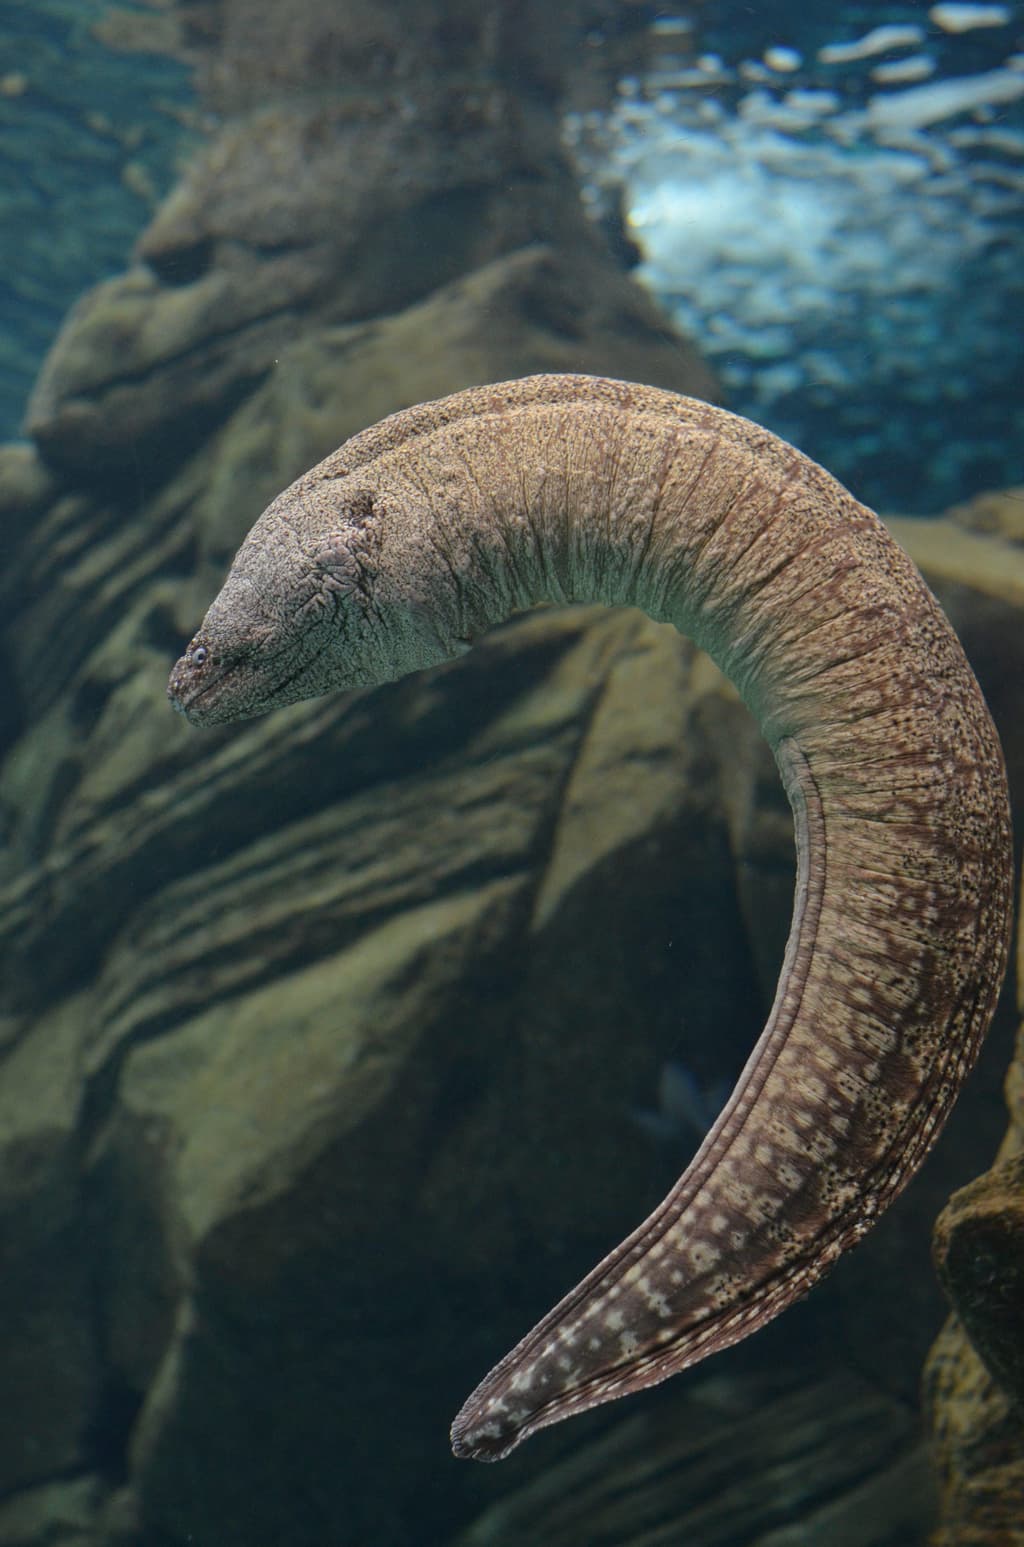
left=0, top=3, right=1019, bottom=1544
left=914, top=488, right=1024, bottom=1547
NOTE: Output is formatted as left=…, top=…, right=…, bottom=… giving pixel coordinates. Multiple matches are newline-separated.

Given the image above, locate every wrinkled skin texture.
left=170, top=375, right=1013, bottom=1461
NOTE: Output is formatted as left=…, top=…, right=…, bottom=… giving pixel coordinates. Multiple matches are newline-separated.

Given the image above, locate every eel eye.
left=192, top=644, right=208, bottom=667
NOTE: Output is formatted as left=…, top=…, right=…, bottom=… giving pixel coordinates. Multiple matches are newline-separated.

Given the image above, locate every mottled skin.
left=168, top=375, right=1013, bottom=1461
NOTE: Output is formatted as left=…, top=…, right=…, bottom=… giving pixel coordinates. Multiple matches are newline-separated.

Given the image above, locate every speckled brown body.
left=168, top=375, right=1014, bottom=1461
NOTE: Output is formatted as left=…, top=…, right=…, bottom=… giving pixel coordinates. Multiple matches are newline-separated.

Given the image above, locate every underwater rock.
left=0, top=1475, right=104, bottom=1547
left=0, top=260, right=1022, bottom=1535
left=0, top=247, right=716, bottom=1005
left=889, top=513, right=1024, bottom=842
left=924, top=1309, right=1024, bottom=1547
left=0, top=442, right=59, bottom=523
left=24, top=0, right=712, bottom=481
left=1, top=14, right=1022, bottom=1518
left=0, top=405, right=1022, bottom=1540
left=933, top=1155, right=1024, bottom=1404
left=84, top=606, right=763, bottom=1546
left=923, top=881, right=1024, bottom=1546
left=452, top=1368, right=934, bottom=1547
left=0, top=496, right=1016, bottom=1541
left=0, top=997, right=98, bottom=1495
left=25, top=149, right=712, bottom=479
left=0, top=7, right=1017, bottom=1543
left=944, top=485, right=1024, bottom=547
left=0, top=0, right=191, bottom=445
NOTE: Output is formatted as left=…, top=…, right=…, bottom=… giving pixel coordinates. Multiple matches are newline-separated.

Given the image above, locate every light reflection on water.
left=570, top=2, right=1024, bottom=512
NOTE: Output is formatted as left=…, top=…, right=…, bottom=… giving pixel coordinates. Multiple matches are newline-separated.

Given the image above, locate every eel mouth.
left=166, top=648, right=231, bottom=725
left=167, top=636, right=320, bottom=726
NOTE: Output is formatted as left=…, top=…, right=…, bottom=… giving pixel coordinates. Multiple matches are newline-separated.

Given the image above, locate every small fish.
left=631, top=1059, right=731, bottom=1146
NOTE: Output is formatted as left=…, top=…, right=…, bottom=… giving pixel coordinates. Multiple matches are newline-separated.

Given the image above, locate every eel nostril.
left=142, top=236, right=214, bottom=286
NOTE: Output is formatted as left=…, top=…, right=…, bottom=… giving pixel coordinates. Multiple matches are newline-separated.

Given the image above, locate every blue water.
left=568, top=0, right=1024, bottom=511
left=0, top=0, right=191, bottom=440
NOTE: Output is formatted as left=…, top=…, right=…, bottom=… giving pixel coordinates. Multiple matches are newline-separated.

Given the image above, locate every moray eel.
left=168, top=374, right=1013, bottom=1462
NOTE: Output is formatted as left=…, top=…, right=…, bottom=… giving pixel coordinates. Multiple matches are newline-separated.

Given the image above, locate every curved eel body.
left=168, top=375, right=1013, bottom=1461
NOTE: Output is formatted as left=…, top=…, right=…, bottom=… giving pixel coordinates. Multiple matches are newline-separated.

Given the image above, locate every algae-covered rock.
left=0, top=6, right=1021, bottom=1540
left=922, top=874, right=1024, bottom=1547
left=933, top=1156, right=1024, bottom=1407
left=453, top=1368, right=934, bottom=1547
left=0, top=500, right=1017, bottom=1542
left=24, top=0, right=714, bottom=480
left=0, top=1475, right=104, bottom=1547
left=921, top=787, right=1024, bottom=1545
left=0, top=996, right=97, bottom=1494
left=945, top=486, right=1024, bottom=547
left=924, top=1313, right=1024, bottom=1547
left=0, top=440, right=1021, bottom=1543
left=80, top=609, right=760, bottom=1546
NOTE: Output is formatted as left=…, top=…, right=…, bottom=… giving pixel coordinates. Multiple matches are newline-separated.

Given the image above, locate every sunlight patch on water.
left=570, top=4, right=1024, bottom=512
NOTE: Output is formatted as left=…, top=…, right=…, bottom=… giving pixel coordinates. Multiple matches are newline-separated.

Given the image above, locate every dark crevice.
left=78, top=838, right=536, bottom=1150
left=76, top=298, right=298, bottom=400
left=83, top=1375, right=144, bottom=1487
left=0, top=643, right=27, bottom=762
left=143, top=236, right=215, bottom=286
